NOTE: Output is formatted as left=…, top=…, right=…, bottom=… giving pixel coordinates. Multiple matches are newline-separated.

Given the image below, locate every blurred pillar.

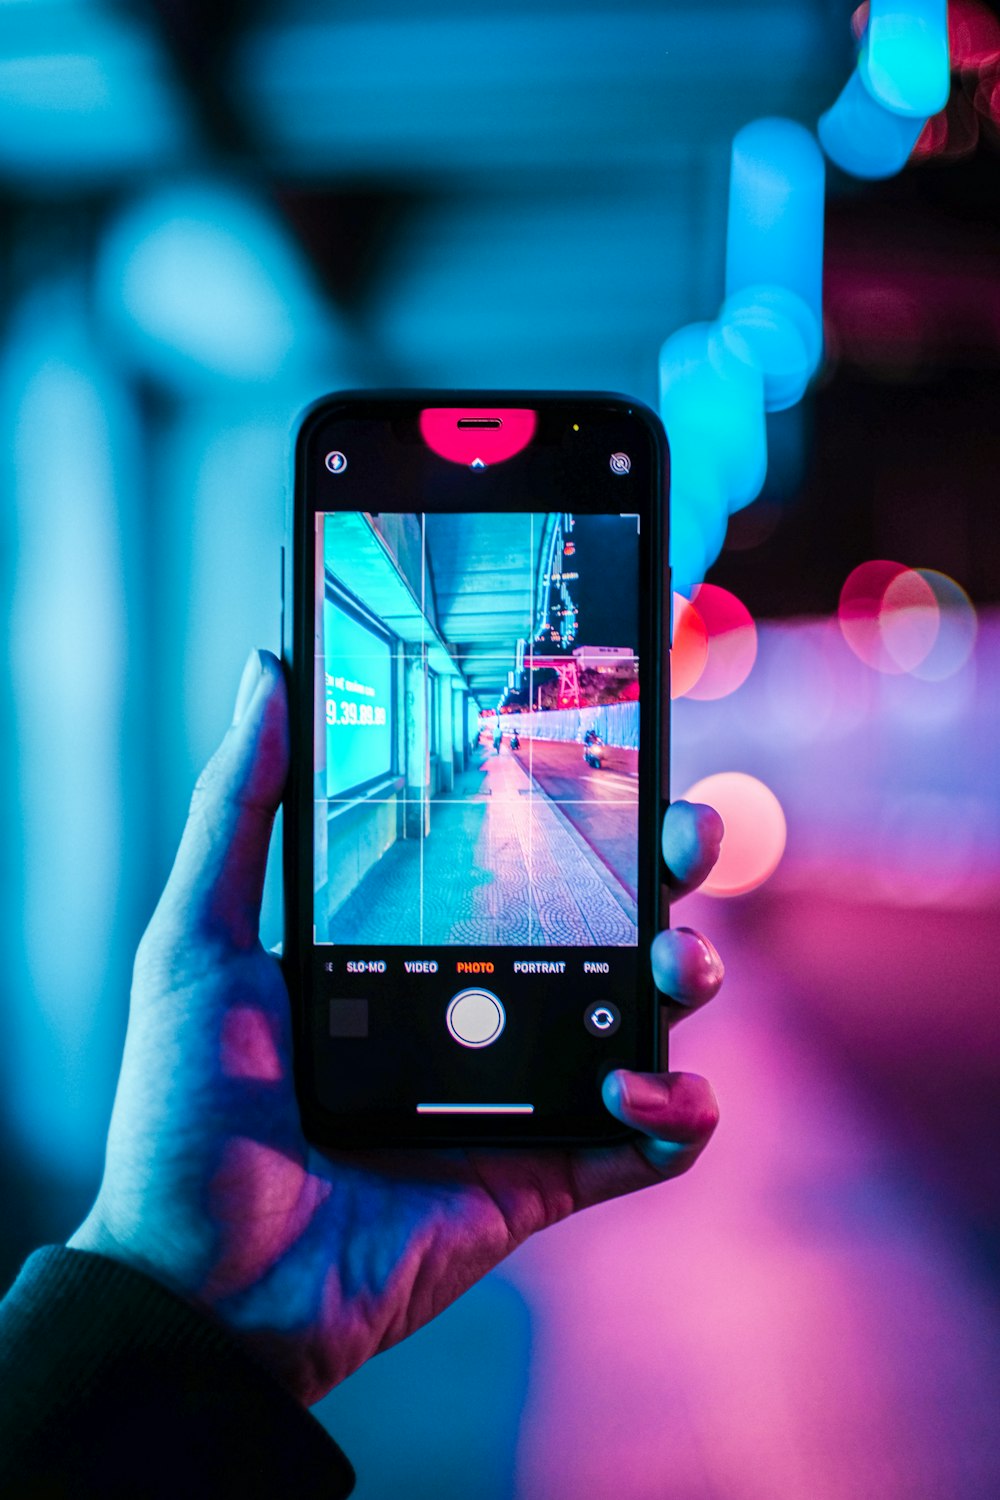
left=438, top=674, right=455, bottom=792
left=0, top=275, right=143, bottom=1193
left=404, top=644, right=430, bottom=838
left=724, top=117, right=825, bottom=371
left=158, top=401, right=290, bottom=949
left=819, top=64, right=930, bottom=179
left=452, top=684, right=469, bottom=772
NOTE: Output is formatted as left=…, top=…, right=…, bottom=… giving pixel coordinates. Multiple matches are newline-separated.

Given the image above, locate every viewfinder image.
left=314, top=511, right=640, bottom=946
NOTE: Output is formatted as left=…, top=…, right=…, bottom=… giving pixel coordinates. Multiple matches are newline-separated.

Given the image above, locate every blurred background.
left=2, top=0, right=999, bottom=1495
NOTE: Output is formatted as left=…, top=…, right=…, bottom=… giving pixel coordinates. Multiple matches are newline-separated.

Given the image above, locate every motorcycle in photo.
left=582, top=727, right=606, bottom=770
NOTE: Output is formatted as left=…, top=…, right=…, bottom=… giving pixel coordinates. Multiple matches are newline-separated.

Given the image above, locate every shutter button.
left=446, top=989, right=506, bottom=1048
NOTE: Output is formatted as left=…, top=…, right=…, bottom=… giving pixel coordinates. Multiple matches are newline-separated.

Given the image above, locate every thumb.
left=564, top=1070, right=719, bottom=1213
left=153, top=649, right=289, bottom=954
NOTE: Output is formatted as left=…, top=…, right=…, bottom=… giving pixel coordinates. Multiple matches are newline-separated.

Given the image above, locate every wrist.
left=66, top=1211, right=316, bottom=1405
left=67, top=1212, right=206, bottom=1315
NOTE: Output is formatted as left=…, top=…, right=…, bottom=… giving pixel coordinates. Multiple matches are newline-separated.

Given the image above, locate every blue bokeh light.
left=0, top=277, right=139, bottom=1180
left=724, top=117, right=825, bottom=379
left=860, top=0, right=950, bottom=120
left=96, top=182, right=340, bottom=390
left=819, top=63, right=929, bottom=179
left=660, top=323, right=767, bottom=518
left=706, top=323, right=768, bottom=512
left=668, top=495, right=710, bottom=600
left=661, top=327, right=734, bottom=595
left=718, top=284, right=817, bottom=413
left=235, top=8, right=837, bottom=177
left=0, top=5, right=187, bottom=183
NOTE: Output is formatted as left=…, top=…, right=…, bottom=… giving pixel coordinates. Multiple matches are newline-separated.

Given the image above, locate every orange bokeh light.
left=670, top=592, right=709, bottom=698
left=683, top=584, right=758, bottom=701
left=681, top=771, right=787, bottom=897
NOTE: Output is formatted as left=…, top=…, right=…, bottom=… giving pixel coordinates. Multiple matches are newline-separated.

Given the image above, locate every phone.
left=282, top=390, right=670, bottom=1146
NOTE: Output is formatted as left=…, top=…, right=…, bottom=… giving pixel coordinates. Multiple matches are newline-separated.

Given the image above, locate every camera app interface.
left=313, top=510, right=640, bottom=950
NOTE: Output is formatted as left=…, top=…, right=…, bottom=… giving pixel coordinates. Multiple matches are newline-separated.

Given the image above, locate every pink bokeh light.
left=836, top=561, right=976, bottom=678
left=670, top=592, right=709, bottom=699
left=838, top=559, right=940, bottom=673
left=683, top=584, right=758, bottom=701
left=909, top=569, right=978, bottom=681
left=680, top=771, right=787, bottom=897
left=879, top=567, right=940, bottom=671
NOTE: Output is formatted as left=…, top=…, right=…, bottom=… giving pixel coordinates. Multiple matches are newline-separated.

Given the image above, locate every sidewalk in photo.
left=326, top=748, right=638, bottom=946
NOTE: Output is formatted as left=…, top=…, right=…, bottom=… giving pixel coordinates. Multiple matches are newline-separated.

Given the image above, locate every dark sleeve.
left=0, top=1246, right=355, bottom=1499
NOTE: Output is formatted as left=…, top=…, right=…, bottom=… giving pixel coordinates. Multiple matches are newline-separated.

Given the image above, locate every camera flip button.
left=584, top=1001, right=621, bottom=1037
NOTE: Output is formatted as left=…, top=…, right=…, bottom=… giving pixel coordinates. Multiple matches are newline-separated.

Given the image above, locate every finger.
left=153, top=649, right=289, bottom=953
left=603, top=1070, right=719, bottom=1175
left=651, top=926, right=724, bottom=1018
left=557, top=1071, right=718, bottom=1217
left=663, top=799, right=724, bottom=899
left=597, top=1069, right=719, bottom=1185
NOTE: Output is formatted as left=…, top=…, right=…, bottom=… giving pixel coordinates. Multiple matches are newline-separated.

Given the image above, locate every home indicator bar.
left=416, top=1104, right=535, bottom=1115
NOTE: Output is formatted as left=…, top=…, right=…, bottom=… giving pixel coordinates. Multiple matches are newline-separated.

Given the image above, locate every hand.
left=70, top=650, right=725, bottom=1406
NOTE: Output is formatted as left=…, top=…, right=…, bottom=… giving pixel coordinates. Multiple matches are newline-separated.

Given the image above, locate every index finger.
left=663, top=799, right=724, bottom=899
left=149, top=650, right=289, bottom=955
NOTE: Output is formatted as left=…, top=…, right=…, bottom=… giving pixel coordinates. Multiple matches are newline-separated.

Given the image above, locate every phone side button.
left=279, top=544, right=286, bottom=651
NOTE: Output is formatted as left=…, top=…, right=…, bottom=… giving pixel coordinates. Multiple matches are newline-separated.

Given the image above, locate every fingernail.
left=233, top=650, right=264, bottom=726
left=614, top=1072, right=666, bottom=1121
left=677, top=927, right=725, bottom=985
left=601, top=1070, right=626, bottom=1115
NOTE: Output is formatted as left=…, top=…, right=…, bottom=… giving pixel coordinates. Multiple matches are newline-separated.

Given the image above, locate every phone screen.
left=288, top=395, right=665, bottom=1142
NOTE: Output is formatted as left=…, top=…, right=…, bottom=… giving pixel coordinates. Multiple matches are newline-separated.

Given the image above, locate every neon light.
left=679, top=772, right=787, bottom=898
left=0, top=10, right=186, bottom=183
left=717, top=285, right=818, bottom=413
left=838, top=559, right=941, bottom=674
left=879, top=568, right=940, bottom=672
left=836, top=561, right=977, bottom=680
left=684, top=584, right=758, bottom=701
left=724, top=118, right=825, bottom=383
left=659, top=323, right=767, bottom=514
left=908, top=571, right=978, bottom=682
left=669, top=499, right=709, bottom=599
left=98, top=182, right=325, bottom=387
left=670, top=593, right=709, bottom=699
left=861, top=0, right=950, bottom=119
left=819, top=64, right=929, bottom=180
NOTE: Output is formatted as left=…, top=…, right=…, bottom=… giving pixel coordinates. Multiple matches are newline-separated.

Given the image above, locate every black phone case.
left=282, top=390, right=671, bottom=1146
